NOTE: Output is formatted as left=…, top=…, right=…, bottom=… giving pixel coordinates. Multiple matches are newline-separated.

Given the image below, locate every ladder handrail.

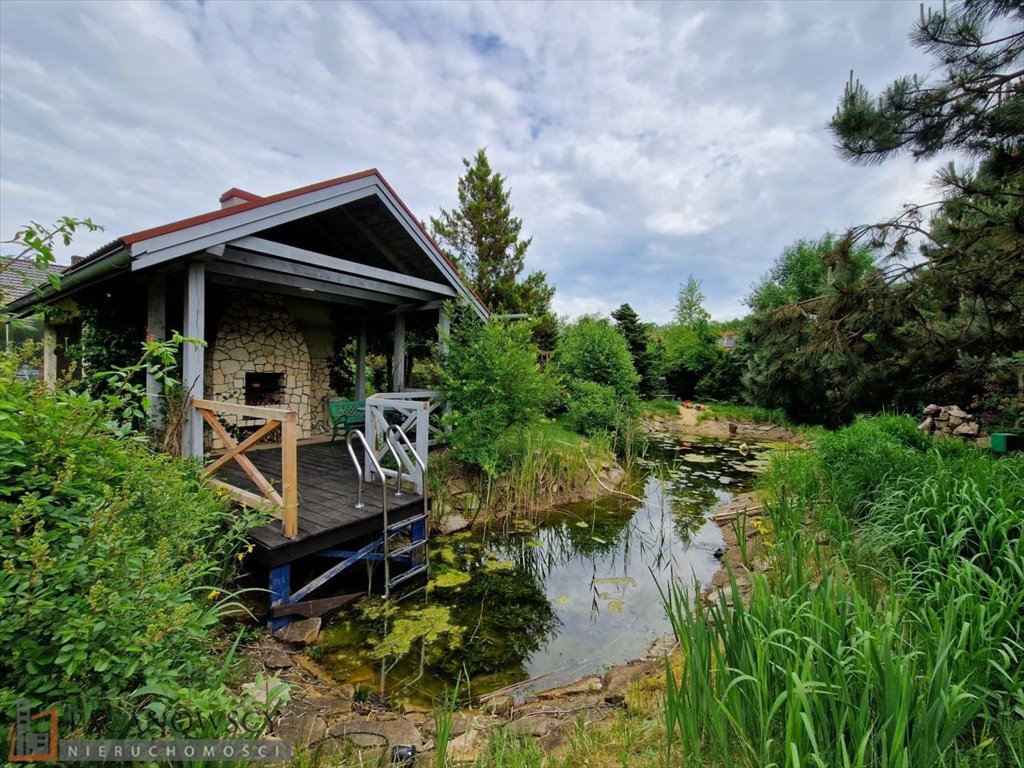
left=386, top=424, right=429, bottom=525
left=345, top=429, right=387, bottom=512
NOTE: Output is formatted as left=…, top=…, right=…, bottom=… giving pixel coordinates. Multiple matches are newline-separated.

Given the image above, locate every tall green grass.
left=662, top=416, right=1024, bottom=767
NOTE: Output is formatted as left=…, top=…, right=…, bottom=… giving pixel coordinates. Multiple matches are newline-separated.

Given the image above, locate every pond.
left=319, top=436, right=778, bottom=704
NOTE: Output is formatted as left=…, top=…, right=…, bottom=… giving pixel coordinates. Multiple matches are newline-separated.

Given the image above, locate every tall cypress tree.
left=430, top=149, right=554, bottom=322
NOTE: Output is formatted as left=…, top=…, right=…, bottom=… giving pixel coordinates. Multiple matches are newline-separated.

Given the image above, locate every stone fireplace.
left=207, top=291, right=329, bottom=442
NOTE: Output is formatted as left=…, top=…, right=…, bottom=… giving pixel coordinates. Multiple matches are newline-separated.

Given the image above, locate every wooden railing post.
left=280, top=412, right=298, bottom=539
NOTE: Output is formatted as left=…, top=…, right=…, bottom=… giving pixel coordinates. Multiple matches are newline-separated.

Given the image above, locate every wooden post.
left=146, top=275, right=167, bottom=427
left=415, top=404, right=429, bottom=494
left=355, top=317, right=367, bottom=400
left=392, top=312, right=406, bottom=392
left=42, top=323, right=57, bottom=390
left=269, top=564, right=291, bottom=632
left=182, top=261, right=206, bottom=459
left=438, top=305, right=450, bottom=357
left=280, top=412, right=298, bottom=539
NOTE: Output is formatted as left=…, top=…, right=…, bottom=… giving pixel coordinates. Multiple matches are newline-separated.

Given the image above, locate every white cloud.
left=1, top=0, right=942, bottom=323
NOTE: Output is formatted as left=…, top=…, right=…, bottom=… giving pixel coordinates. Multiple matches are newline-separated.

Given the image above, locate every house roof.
left=0, top=258, right=66, bottom=302
left=7, top=169, right=488, bottom=318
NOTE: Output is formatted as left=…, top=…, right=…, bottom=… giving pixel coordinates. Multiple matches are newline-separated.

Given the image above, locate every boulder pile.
left=918, top=404, right=982, bottom=441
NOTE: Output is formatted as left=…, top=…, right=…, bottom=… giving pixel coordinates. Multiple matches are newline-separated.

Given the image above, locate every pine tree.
left=430, top=149, right=554, bottom=320
left=612, top=303, right=657, bottom=398
left=674, top=276, right=711, bottom=332
left=828, top=0, right=1024, bottom=408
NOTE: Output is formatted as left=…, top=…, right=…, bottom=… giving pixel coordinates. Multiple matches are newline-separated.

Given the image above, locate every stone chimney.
left=219, top=187, right=261, bottom=209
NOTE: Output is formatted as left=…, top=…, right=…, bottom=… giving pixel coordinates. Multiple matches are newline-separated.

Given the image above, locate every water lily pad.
left=681, top=453, right=717, bottom=463
left=591, top=536, right=607, bottom=544
left=483, top=559, right=516, bottom=573
left=525, top=539, right=543, bottom=548
left=555, top=595, right=570, bottom=605
left=594, top=577, right=636, bottom=587
left=575, top=521, right=590, bottom=528
left=607, top=600, right=625, bottom=613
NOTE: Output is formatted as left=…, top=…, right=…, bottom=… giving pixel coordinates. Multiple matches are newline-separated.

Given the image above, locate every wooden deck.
left=215, top=441, right=425, bottom=567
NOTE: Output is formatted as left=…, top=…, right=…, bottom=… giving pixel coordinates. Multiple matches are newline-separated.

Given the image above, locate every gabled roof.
left=7, top=169, right=488, bottom=318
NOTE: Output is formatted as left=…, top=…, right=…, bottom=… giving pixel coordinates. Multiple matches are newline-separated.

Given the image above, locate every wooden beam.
left=229, top=235, right=455, bottom=296
left=199, top=409, right=285, bottom=507
left=393, top=312, right=406, bottom=392
left=208, top=479, right=283, bottom=519
left=438, top=305, right=450, bottom=357
left=182, top=261, right=205, bottom=458
left=207, top=273, right=378, bottom=309
left=192, top=397, right=296, bottom=421
left=205, top=261, right=409, bottom=306
left=204, top=419, right=282, bottom=474
left=355, top=317, right=367, bottom=400
left=146, top=275, right=167, bottom=427
left=339, top=208, right=406, bottom=272
left=219, top=247, right=437, bottom=302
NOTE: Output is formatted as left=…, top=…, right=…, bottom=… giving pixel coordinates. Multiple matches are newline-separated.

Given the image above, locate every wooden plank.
left=220, top=248, right=439, bottom=302
left=231, top=234, right=456, bottom=297
left=182, top=261, right=205, bottom=458
left=281, top=416, right=298, bottom=539
left=209, top=479, right=284, bottom=520
left=200, top=410, right=285, bottom=507
left=205, top=419, right=282, bottom=473
left=193, top=397, right=296, bottom=421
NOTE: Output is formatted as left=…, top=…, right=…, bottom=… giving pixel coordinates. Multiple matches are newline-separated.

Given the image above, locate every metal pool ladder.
left=346, top=426, right=429, bottom=598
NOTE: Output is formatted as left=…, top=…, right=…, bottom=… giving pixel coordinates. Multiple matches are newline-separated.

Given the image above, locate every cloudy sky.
left=1, top=0, right=941, bottom=322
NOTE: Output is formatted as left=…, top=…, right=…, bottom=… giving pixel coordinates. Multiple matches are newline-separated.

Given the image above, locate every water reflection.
left=320, top=437, right=774, bottom=701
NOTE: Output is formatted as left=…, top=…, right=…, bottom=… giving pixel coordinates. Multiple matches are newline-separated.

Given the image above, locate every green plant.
left=553, top=316, right=640, bottom=402
left=440, top=307, right=555, bottom=477
left=566, top=379, right=621, bottom=435
left=0, top=343, right=269, bottom=738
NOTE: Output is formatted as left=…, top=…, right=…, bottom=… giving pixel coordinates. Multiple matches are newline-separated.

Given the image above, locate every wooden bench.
left=328, top=399, right=365, bottom=443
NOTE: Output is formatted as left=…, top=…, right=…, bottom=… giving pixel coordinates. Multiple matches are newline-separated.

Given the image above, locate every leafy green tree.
left=662, top=275, right=718, bottom=399
left=611, top=303, right=657, bottom=397
left=745, top=234, right=874, bottom=313
left=430, top=149, right=555, bottom=323
left=553, top=316, right=639, bottom=400
left=674, top=275, right=711, bottom=331
left=828, top=0, right=1023, bottom=409
left=439, top=307, right=553, bottom=477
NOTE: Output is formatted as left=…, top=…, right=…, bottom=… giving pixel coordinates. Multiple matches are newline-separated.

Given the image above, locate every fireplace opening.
left=245, top=372, right=285, bottom=406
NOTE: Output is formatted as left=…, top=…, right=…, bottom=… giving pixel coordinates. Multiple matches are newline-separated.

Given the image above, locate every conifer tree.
left=430, top=149, right=555, bottom=323
left=612, top=303, right=657, bottom=398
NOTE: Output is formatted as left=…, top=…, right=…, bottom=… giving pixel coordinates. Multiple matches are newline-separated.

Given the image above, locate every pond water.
left=319, top=436, right=778, bottom=704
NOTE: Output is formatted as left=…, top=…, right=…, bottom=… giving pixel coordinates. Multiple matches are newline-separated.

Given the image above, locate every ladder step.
left=388, top=541, right=427, bottom=558
left=387, top=514, right=426, bottom=533
left=388, top=564, right=428, bottom=589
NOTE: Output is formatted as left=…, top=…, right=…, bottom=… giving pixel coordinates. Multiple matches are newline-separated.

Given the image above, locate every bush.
left=440, top=312, right=554, bottom=477
left=0, top=352, right=266, bottom=737
left=553, top=317, right=639, bottom=400
left=566, top=380, right=621, bottom=435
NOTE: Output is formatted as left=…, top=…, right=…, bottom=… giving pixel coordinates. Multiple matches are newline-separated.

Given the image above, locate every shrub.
left=0, top=351, right=266, bottom=737
left=553, top=317, right=639, bottom=400
left=566, top=380, right=621, bottom=435
left=440, top=312, right=554, bottom=477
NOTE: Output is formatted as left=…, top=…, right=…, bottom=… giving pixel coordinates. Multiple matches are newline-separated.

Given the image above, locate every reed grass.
left=661, top=416, right=1024, bottom=767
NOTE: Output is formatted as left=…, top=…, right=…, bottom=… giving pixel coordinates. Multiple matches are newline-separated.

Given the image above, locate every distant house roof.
left=0, top=258, right=66, bottom=303
left=6, top=169, right=488, bottom=319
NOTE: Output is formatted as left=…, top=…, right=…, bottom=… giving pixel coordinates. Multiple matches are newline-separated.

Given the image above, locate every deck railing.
left=193, top=398, right=299, bottom=538
left=365, top=389, right=441, bottom=494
